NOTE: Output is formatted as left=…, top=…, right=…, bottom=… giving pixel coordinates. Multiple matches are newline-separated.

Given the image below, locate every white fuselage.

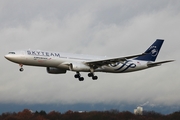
left=5, top=50, right=149, bottom=73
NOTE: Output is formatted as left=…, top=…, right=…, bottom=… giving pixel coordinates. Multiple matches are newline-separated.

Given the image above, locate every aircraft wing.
left=147, top=60, right=175, bottom=67
left=85, top=53, right=146, bottom=68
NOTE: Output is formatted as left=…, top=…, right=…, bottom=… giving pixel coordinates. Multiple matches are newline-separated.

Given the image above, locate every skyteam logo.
left=151, top=49, right=158, bottom=56
left=149, top=46, right=158, bottom=57
left=110, top=61, right=136, bottom=72
left=27, top=50, right=60, bottom=58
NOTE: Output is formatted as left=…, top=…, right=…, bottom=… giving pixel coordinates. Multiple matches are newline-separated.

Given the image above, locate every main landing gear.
left=74, top=72, right=98, bottom=81
left=19, top=64, right=24, bottom=72
left=88, top=72, right=98, bottom=80
left=74, top=72, right=84, bottom=81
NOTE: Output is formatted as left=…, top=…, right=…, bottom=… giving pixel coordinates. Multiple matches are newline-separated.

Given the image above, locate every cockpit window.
left=8, top=52, right=15, bottom=54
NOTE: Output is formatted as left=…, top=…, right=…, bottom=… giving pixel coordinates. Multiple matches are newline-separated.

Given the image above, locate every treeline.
left=0, top=109, right=180, bottom=120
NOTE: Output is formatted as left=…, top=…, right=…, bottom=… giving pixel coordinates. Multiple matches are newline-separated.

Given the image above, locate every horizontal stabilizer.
left=147, top=60, right=174, bottom=67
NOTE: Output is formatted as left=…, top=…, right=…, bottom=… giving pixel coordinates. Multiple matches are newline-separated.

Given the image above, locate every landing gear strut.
left=74, top=72, right=84, bottom=81
left=19, top=64, right=24, bottom=72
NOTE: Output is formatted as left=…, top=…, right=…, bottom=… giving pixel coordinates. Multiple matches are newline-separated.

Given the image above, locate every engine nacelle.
left=71, top=63, right=90, bottom=72
left=46, top=67, right=66, bottom=74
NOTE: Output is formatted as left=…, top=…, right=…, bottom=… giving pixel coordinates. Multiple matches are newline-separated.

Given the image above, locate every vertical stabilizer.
left=135, top=39, right=164, bottom=61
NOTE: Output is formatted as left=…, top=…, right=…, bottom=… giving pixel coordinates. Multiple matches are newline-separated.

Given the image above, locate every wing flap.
left=147, top=60, right=174, bottom=67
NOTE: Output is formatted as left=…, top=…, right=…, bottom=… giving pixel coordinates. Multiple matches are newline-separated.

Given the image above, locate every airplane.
left=4, top=39, right=174, bottom=81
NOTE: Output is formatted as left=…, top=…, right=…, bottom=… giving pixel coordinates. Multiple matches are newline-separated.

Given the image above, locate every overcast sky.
left=0, top=0, right=180, bottom=108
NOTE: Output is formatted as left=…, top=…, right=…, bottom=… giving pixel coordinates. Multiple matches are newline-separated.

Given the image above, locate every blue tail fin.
left=135, top=39, right=164, bottom=61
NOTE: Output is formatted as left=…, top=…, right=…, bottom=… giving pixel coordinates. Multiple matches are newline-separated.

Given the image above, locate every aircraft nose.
left=5, top=53, right=23, bottom=63
left=4, top=54, right=16, bottom=61
left=4, top=54, right=11, bottom=60
left=4, top=54, right=18, bottom=62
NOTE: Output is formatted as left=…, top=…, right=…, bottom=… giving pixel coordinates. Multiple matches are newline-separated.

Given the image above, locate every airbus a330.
left=4, top=39, right=174, bottom=81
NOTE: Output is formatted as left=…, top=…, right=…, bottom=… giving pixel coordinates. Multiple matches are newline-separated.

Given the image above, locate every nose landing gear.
left=19, top=64, right=24, bottom=72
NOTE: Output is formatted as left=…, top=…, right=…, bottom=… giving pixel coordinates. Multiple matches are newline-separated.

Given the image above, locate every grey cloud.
left=0, top=0, right=180, bottom=107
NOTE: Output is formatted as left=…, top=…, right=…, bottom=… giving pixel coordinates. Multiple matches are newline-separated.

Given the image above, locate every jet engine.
left=70, top=63, right=90, bottom=72
left=46, top=67, right=66, bottom=74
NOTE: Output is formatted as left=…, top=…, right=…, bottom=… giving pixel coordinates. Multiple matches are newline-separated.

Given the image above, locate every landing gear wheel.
left=88, top=73, right=93, bottom=77
left=74, top=74, right=80, bottom=78
left=19, top=68, right=24, bottom=72
left=88, top=72, right=98, bottom=80
left=79, top=77, right=84, bottom=81
left=74, top=72, right=80, bottom=78
left=92, top=76, right=98, bottom=80
left=74, top=72, right=84, bottom=81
